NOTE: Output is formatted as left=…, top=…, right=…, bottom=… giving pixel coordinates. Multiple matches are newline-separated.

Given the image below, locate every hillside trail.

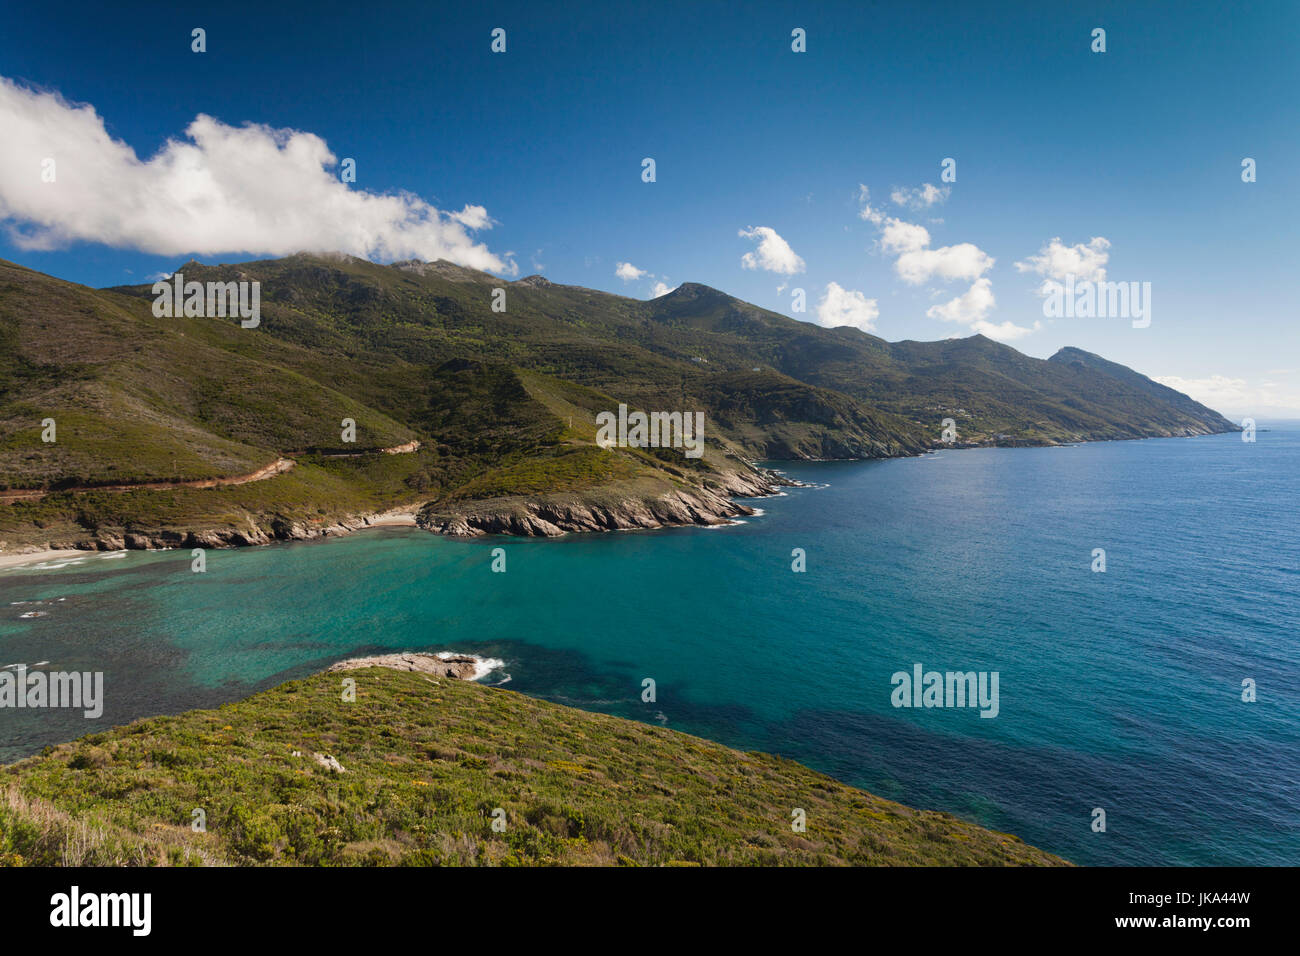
left=0, top=440, right=420, bottom=503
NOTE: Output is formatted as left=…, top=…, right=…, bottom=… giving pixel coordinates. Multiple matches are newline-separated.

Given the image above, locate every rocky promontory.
left=417, top=468, right=780, bottom=538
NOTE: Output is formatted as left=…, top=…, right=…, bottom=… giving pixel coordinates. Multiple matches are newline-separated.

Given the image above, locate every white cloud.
left=0, top=75, right=513, bottom=272
left=924, top=279, right=1038, bottom=341
left=890, top=183, right=950, bottom=208
left=926, top=278, right=996, bottom=324
left=971, top=318, right=1041, bottom=341
left=873, top=211, right=993, bottom=285
left=859, top=182, right=1001, bottom=334
left=738, top=226, right=805, bottom=274
left=880, top=218, right=930, bottom=255
left=815, top=282, right=879, bottom=332
left=650, top=281, right=678, bottom=298
left=1016, top=236, right=1110, bottom=284
left=448, top=205, right=492, bottom=230
left=857, top=184, right=883, bottom=224
left=615, top=261, right=648, bottom=281
left=895, top=241, right=994, bottom=285
left=1153, top=374, right=1300, bottom=417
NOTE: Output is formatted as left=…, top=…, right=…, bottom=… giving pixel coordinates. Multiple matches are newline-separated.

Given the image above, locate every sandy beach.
left=366, top=510, right=419, bottom=528
left=0, top=548, right=86, bottom=572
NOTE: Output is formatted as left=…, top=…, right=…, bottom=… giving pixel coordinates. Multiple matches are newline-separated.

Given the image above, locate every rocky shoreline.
left=417, top=468, right=789, bottom=538
left=2, top=466, right=800, bottom=559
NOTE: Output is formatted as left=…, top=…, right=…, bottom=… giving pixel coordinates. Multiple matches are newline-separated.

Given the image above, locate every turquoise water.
left=2, top=429, right=1297, bottom=865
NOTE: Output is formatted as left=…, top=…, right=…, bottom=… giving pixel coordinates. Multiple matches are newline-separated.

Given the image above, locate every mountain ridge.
left=0, top=253, right=1236, bottom=552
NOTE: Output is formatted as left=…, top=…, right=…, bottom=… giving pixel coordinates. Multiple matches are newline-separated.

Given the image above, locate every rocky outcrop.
left=328, top=653, right=481, bottom=680
left=47, top=508, right=417, bottom=553
left=311, top=753, right=346, bottom=773
left=417, top=469, right=779, bottom=538
left=41, top=468, right=787, bottom=550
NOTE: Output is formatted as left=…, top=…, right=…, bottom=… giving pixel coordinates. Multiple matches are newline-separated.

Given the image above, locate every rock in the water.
left=327, top=652, right=481, bottom=680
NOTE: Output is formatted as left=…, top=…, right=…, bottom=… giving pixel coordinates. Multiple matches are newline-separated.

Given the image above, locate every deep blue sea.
left=2, top=428, right=1296, bottom=865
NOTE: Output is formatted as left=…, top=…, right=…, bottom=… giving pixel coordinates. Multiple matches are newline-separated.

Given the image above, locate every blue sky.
left=0, top=0, right=1296, bottom=414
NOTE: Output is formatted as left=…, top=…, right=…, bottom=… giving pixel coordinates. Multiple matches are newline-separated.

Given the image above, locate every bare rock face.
left=416, top=470, right=775, bottom=538
left=327, top=652, right=481, bottom=680
left=64, top=510, right=399, bottom=553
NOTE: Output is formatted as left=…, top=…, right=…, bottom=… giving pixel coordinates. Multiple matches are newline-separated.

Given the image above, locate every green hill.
left=0, top=667, right=1067, bottom=867
left=0, top=253, right=1235, bottom=551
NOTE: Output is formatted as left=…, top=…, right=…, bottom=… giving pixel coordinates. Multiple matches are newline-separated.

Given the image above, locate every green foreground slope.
left=0, top=668, right=1066, bottom=867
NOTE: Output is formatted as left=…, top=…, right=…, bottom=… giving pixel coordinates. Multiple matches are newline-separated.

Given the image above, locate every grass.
left=448, top=446, right=639, bottom=500
left=0, top=668, right=1067, bottom=867
left=0, top=460, right=422, bottom=548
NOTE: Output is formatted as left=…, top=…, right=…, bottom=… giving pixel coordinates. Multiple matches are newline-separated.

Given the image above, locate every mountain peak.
left=1050, top=346, right=1099, bottom=363
left=669, top=281, right=723, bottom=298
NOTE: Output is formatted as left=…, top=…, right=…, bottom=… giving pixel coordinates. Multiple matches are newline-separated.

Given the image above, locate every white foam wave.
left=435, top=651, right=505, bottom=681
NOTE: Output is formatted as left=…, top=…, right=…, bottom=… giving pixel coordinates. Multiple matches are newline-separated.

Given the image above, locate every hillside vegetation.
left=0, top=254, right=1234, bottom=549
left=0, top=667, right=1067, bottom=867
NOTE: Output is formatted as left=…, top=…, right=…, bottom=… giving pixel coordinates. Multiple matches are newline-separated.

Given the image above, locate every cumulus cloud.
left=650, top=280, right=678, bottom=298
left=448, top=205, right=492, bottom=230
left=868, top=203, right=993, bottom=286
left=615, top=261, right=648, bottom=281
left=924, top=279, right=1038, bottom=340
left=815, top=282, right=879, bottom=332
left=880, top=218, right=930, bottom=255
left=739, top=225, right=805, bottom=274
left=861, top=180, right=1038, bottom=338
left=927, top=278, right=995, bottom=324
left=895, top=240, right=994, bottom=285
left=890, top=183, right=950, bottom=208
left=1016, top=236, right=1110, bottom=285
left=0, top=75, right=512, bottom=272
